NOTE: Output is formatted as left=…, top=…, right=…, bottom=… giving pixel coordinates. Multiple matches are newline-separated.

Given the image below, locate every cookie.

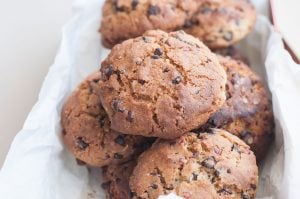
left=101, top=138, right=155, bottom=199
left=130, top=129, right=258, bottom=199
left=100, top=0, right=199, bottom=48
left=198, top=56, right=274, bottom=160
left=101, top=158, right=137, bottom=199
left=98, top=30, right=227, bottom=139
left=61, top=71, right=149, bottom=167
left=185, top=0, right=256, bottom=49
left=213, top=46, right=249, bottom=65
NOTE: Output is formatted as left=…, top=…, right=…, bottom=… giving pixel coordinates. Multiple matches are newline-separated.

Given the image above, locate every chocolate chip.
left=250, top=184, right=257, bottom=190
left=92, top=78, right=99, bottom=83
left=114, top=135, right=126, bottom=146
left=183, top=20, right=193, bottom=28
left=192, top=173, right=198, bottom=181
left=223, top=31, right=233, bottom=41
left=151, top=184, right=158, bottom=189
left=172, top=76, right=181, bottom=84
left=163, top=68, right=169, bottom=73
left=211, top=176, right=217, bottom=183
left=201, top=156, right=216, bottom=169
left=227, top=169, right=231, bottom=173
left=115, top=6, right=125, bottom=12
left=152, top=113, right=159, bottom=125
left=142, top=36, right=151, bottom=43
left=62, top=130, right=67, bottom=135
left=114, top=2, right=125, bottom=12
left=200, top=6, right=212, bottom=14
left=76, top=137, right=89, bottom=150
left=101, top=181, right=111, bottom=189
left=103, top=64, right=114, bottom=80
left=99, top=115, right=106, bottom=128
left=148, top=5, right=160, bottom=16
left=151, top=48, right=163, bottom=59
left=111, top=99, right=125, bottom=113
left=154, top=48, right=163, bottom=56
left=240, top=131, right=254, bottom=145
left=251, top=79, right=258, bottom=85
left=115, top=69, right=123, bottom=85
left=113, top=0, right=125, bottom=12
left=214, top=170, right=220, bottom=177
left=158, top=175, right=166, bottom=184
left=126, top=110, right=134, bottom=122
left=131, top=0, right=139, bottom=9
left=114, top=153, right=123, bottom=159
left=217, top=187, right=232, bottom=195
left=138, top=79, right=146, bottom=85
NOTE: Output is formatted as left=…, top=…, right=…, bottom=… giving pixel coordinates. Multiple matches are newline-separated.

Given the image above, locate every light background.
left=0, top=0, right=73, bottom=166
left=0, top=0, right=299, bottom=167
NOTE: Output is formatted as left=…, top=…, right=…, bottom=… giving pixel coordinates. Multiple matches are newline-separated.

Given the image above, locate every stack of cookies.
left=61, top=1, right=274, bottom=198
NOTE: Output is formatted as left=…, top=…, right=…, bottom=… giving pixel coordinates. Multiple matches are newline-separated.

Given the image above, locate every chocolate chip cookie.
left=101, top=158, right=137, bottom=199
left=100, top=0, right=199, bottom=48
left=101, top=138, right=155, bottom=199
left=198, top=56, right=274, bottom=160
left=130, top=129, right=258, bottom=199
left=98, top=30, right=227, bottom=139
left=61, top=71, right=149, bottom=167
left=100, top=0, right=256, bottom=49
left=185, top=0, right=256, bottom=49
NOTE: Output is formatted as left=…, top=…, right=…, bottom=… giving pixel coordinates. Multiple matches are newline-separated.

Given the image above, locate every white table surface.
left=0, top=0, right=73, bottom=167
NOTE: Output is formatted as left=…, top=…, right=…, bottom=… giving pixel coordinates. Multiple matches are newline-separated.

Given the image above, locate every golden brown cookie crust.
left=101, top=138, right=155, bottom=199
left=61, top=71, right=147, bottom=167
left=102, top=159, right=137, bottom=199
left=100, top=0, right=199, bottom=48
left=199, top=56, right=274, bottom=160
left=130, top=130, right=258, bottom=199
left=184, top=0, right=256, bottom=49
left=98, top=30, right=226, bottom=139
left=100, top=0, right=256, bottom=49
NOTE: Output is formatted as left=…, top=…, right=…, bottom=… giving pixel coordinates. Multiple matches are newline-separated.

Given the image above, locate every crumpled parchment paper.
left=1, top=0, right=299, bottom=198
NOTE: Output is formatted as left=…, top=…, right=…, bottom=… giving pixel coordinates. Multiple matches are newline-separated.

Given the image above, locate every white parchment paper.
left=1, top=0, right=299, bottom=198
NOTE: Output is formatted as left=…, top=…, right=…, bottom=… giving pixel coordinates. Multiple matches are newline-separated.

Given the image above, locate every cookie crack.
left=154, top=167, right=170, bottom=194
